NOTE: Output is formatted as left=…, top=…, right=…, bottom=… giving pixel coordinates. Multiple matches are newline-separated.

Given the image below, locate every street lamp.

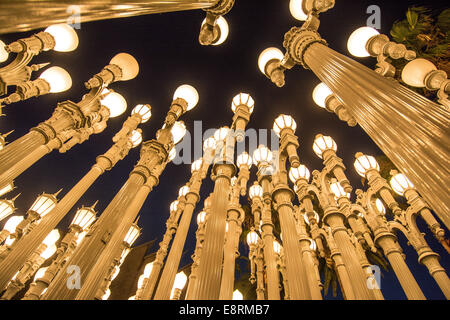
left=170, top=271, right=187, bottom=300
left=200, top=16, right=230, bottom=46
left=0, top=194, right=18, bottom=222
left=258, top=47, right=285, bottom=87
left=232, top=289, right=243, bottom=300
left=123, top=224, right=141, bottom=248
left=0, top=216, right=23, bottom=243
left=70, top=206, right=97, bottom=232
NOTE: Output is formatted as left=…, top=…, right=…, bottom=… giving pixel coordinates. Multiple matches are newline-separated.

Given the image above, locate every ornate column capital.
left=283, top=27, right=327, bottom=69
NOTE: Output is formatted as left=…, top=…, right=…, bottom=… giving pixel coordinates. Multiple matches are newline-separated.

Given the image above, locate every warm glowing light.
left=258, top=47, right=284, bottom=75
left=197, top=211, right=207, bottom=225
left=214, top=16, right=229, bottom=46
left=102, top=288, right=111, bottom=300
left=42, top=229, right=60, bottom=247
left=170, top=200, right=179, bottom=213
left=29, top=193, right=58, bottom=217
left=309, top=238, right=317, bottom=251
left=191, top=158, right=203, bottom=173
left=129, top=130, right=143, bottom=148
left=110, top=53, right=140, bottom=81
left=233, top=290, right=243, bottom=300
left=44, top=24, right=79, bottom=52
left=178, top=185, right=190, bottom=198
left=34, top=267, right=48, bottom=282
left=231, top=93, right=255, bottom=114
left=273, top=114, right=297, bottom=136
left=71, top=207, right=96, bottom=231
left=273, top=240, right=281, bottom=255
left=203, top=137, right=217, bottom=151
left=3, top=216, right=23, bottom=233
left=313, top=134, right=337, bottom=159
left=237, top=152, right=253, bottom=169
left=375, top=199, right=386, bottom=215
left=390, top=172, right=414, bottom=196
left=171, top=121, right=187, bottom=145
left=0, top=182, right=14, bottom=197
left=252, top=145, right=272, bottom=165
left=214, top=127, right=230, bottom=142
left=401, top=58, right=437, bottom=88
left=173, top=271, right=188, bottom=290
left=0, top=40, right=9, bottom=63
left=347, top=26, right=380, bottom=58
left=76, top=231, right=87, bottom=246
left=246, top=230, right=259, bottom=246
left=132, top=104, right=152, bottom=123
left=143, top=262, right=154, bottom=278
left=304, top=211, right=320, bottom=225
left=100, top=91, right=127, bottom=118
left=330, top=181, right=350, bottom=200
left=312, top=82, right=333, bottom=108
left=173, top=85, right=199, bottom=111
left=249, top=184, right=263, bottom=200
left=5, top=236, right=15, bottom=247
left=41, top=244, right=57, bottom=259
left=137, top=274, right=146, bottom=289
left=124, top=225, right=140, bottom=247
left=39, top=67, right=72, bottom=93
left=354, top=153, right=380, bottom=177
left=120, top=248, right=130, bottom=264
left=111, top=266, right=120, bottom=281
left=289, top=165, right=310, bottom=183
left=168, top=146, right=177, bottom=162
left=128, top=296, right=136, bottom=300
left=0, top=198, right=15, bottom=222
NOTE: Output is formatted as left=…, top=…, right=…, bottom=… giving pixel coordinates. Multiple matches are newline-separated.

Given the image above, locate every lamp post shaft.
left=303, top=42, right=450, bottom=230
left=0, top=0, right=224, bottom=34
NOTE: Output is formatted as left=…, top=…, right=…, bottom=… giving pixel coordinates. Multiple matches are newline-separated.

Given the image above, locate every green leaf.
left=407, top=9, right=419, bottom=29
left=437, top=8, right=450, bottom=32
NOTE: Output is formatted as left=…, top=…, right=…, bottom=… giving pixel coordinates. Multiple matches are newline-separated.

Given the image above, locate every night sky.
left=0, top=0, right=448, bottom=300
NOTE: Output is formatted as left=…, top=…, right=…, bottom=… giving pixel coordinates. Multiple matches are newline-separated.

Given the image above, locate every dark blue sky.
left=0, top=0, right=448, bottom=300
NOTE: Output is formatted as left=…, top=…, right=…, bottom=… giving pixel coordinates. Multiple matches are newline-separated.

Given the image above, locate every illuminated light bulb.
left=249, top=184, right=263, bottom=200
left=354, top=153, right=380, bottom=177
left=191, top=158, right=203, bottom=173
left=312, top=134, right=337, bottom=159
left=213, top=16, right=229, bottom=46
left=173, top=84, right=199, bottom=111
left=258, top=47, right=284, bottom=75
left=71, top=207, right=96, bottom=231
left=143, top=262, right=154, bottom=278
left=167, top=121, right=187, bottom=145
left=76, top=231, right=87, bottom=246
left=173, top=271, right=187, bottom=290
left=289, top=0, right=308, bottom=21
left=312, top=82, right=333, bottom=108
left=102, top=288, right=111, bottom=300
left=197, top=211, right=206, bottom=225
left=5, top=236, right=15, bottom=246
left=178, top=185, right=190, bottom=198
left=3, top=216, right=23, bottom=233
left=0, top=182, right=15, bottom=197
left=309, top=238, right=317, bottom=251
left=231, top=93, right=255, bottom=114
left=237, top=152, right=253, bottom=169
left=401, top=58, right=437, bottom=88
left=168, top=146, right=177, bottom=162
left=0, top=40, right=8, bottom=62
left=42, top=229, right=60, bottom=247
left=131, top=104, right=152, bottom=123
left=347, top=26, right=380, bottom=58
left=111, top=266, right=120, bottom=281
left=252, top=145, right=272, bottom=165
left=34, top=267, right=48, bottom=282
left=41, top=244, right=57, bottom=259
left=100, top=91, right=127, bottom=118
left=330, top=181, right=350, bottom=200
left=390, top=172, right=414, bottom=196
left=170, top=200, right=179, bottom=213
left=230, top=177, right=237, bottom=187
left=289, top=165, right=310, bottom=183
left=273, top=240, right=281, bottom=255
left=246, top=230, right=259, bottom=246
left=203, top=137, right=216, bottom=151
left=233, top=290, right=243, bottom=300
left=120, top=248, right=130, bottom=265
left=273, top=114, right=297, bottom=137
left=123, top=225, right=140, bottom=247
left=375, top=199, right=386, bottom=215
left=109, top=53, right=140, bottom=81
left=44, top=24, right=79, bottom=52
left=39, top=66, right=72, bottom=93
left=128, top=296, right=136, bottom=300
left=137, top=274, right=146, bottom=289
left=214, top=127, right=230, bottom=142
left=304, top=211, right=320, bottom=225
left=29, top=193, right=58, bottom=217
left=129, top=130, right=143, bottom=148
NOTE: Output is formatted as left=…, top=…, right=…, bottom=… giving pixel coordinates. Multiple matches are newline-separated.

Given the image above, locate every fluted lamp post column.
left=0, top=105, right=149, bottom=291
left=194, top=93, right=254, bottom=299
left=251, top=148, right=281, bottom=300
left=247, top=229, right=265, bottom=300
left=22, top=205, right=96, bottom=300
left=260, top=2, right=450, bottom=229
left=0, top=0, right=235, bottom=34
left=0, top=52, right=139, bottom=178
left=1, top=229, right=60, bottom=300
left=353, top=154, right=426, bottom=300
